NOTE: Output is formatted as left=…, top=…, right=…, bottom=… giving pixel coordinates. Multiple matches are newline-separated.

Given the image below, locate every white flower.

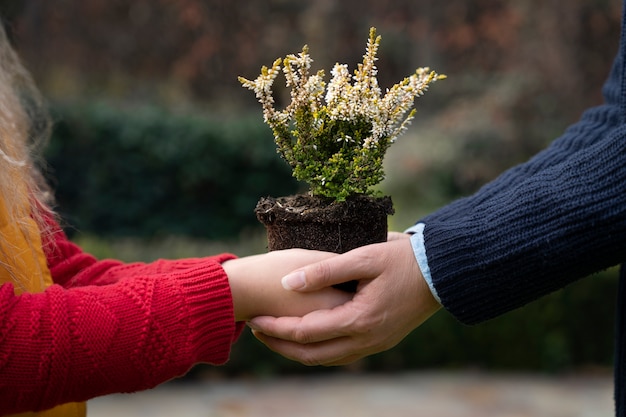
left=239, top=26, right=445, bottom=199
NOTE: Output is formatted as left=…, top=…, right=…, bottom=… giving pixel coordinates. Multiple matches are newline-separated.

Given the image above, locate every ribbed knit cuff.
left=175, top=254, right=244, bottom=365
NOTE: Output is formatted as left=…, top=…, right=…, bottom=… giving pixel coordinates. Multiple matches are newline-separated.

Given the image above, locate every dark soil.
left=255, top=194, right=394, bottom=291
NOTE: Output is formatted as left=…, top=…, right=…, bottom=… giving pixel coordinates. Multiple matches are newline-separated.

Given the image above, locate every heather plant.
left=239, top=27, right=445, bottom=201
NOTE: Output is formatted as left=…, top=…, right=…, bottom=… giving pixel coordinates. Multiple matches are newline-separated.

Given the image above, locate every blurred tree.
left=2, top=0, right=622, bottom=214
left=5, top=1, right=619, bottom=108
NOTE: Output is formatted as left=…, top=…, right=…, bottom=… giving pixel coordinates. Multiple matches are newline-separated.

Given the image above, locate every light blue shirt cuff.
left=404, top=223, right=441, bottom=304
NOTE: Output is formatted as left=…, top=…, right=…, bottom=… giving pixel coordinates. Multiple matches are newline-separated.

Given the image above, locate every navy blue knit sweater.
left=421, top=2, right=626, bottom=414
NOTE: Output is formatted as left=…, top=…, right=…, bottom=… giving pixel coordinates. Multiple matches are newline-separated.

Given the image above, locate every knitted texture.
left=0, top=221, right=242, bottom=414
left=421, top=4, right=626, bottom=326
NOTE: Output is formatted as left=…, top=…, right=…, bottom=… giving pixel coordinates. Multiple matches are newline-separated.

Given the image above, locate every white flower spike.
left=240, top=27, right=445, bottom=201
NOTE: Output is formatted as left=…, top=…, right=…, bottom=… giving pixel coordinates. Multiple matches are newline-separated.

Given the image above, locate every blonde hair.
left=0, top=21, right=56, bottom=287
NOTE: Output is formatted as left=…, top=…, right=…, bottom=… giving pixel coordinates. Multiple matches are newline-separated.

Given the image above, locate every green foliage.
left=45, top=101, right=299, bottom=239
left=290, top=111, right=387, bottom=200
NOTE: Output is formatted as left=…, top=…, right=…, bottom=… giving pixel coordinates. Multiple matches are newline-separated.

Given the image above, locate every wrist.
left=222, top=258, right=252, bottom=322
left=408, top=224, right=441, bottom=305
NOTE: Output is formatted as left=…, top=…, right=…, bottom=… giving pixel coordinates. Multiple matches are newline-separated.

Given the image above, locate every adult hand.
left=249, top=238, right=441, bottom=366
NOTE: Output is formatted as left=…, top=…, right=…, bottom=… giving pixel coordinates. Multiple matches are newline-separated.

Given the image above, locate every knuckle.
left=292, top=326, right=314, bottom=345
left=311, top=261, right=333, bottom=287
left=352, top=312, right=384, bottom=335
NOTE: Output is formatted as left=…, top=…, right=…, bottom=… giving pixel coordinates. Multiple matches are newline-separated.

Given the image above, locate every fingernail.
left=282, top=271, right=306, bottom=290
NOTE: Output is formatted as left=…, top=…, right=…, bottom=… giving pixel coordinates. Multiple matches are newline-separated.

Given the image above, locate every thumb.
left=281, top=247, right=376, bottom=292
left=281, top=269, right=309, bottom=291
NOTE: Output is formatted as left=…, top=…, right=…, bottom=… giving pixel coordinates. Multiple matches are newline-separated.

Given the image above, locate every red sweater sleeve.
left=0, top=224, right=244, bottom=414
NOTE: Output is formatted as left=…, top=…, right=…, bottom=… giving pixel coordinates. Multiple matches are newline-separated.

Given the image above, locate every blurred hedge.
left=45, top=101, right=300, bottom=239
left=45, top=101, right=619, bottom=376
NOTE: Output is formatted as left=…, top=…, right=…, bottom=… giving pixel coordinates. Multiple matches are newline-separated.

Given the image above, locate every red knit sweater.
left=0, top=223, right=243, bottom=414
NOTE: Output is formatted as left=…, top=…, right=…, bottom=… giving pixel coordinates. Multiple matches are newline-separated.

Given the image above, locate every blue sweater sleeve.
left=419, top=23, right=626, bottom=325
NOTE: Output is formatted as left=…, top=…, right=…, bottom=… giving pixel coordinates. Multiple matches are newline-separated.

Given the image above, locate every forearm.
left=0, top=256, right=240, bottom=414
left=421, top=123, right=626, bottom=324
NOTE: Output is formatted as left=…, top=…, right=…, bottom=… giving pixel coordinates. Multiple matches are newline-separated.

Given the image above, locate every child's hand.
left=222, top=249, right=352, bottom=322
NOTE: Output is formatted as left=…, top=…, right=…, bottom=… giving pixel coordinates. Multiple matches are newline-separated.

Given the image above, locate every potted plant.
left=239, top=27, right=444, bottom=288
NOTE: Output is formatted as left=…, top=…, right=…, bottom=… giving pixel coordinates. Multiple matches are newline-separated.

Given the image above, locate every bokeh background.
left=1, top=0, right=622, bottom=381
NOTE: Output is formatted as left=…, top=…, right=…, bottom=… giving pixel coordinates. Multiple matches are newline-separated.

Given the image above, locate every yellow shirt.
left=0, top=199, right=86, bottom=417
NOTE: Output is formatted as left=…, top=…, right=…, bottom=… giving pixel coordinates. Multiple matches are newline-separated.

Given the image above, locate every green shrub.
left=46, top=101, right=300, bottom=239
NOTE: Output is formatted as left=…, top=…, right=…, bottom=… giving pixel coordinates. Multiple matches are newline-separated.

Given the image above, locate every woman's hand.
left=222, top=249, right=352, bottom=322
